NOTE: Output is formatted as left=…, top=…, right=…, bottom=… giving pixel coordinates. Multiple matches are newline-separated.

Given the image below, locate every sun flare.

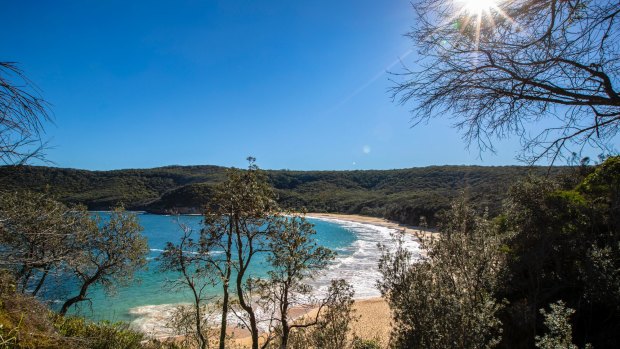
left=450, top=0, right=511, bottom=49
left=458, top=0, right=498, bottom=14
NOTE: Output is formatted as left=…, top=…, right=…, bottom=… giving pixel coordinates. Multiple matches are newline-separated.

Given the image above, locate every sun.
left=458, top=0, right=498, bottom=15
left=450, top=0, right=510, bottom=48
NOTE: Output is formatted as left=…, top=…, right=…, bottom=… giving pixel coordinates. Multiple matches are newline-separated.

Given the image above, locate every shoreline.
left=305, top=212, right=439, bottom=241
left=132, top=214, right=416, bottom=346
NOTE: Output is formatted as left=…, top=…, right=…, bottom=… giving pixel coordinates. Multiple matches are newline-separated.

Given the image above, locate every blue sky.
left=2, top=0, right=535, bottom=170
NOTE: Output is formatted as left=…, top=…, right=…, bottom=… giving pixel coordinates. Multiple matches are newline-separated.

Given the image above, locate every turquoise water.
left=44, top=213, right=362, bottom=323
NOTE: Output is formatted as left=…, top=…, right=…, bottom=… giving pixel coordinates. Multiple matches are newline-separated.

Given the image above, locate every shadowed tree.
left=394, top=0, right=620, bottom=163
left=0, top=191, right=92, bottom=296
left=378, top=198, right=505, bottom=348
left=499, top=156, right=620, bottom=348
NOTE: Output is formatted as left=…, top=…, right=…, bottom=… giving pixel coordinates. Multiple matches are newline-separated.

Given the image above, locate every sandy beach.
left=150, top=213, right=431, bottom=347
left=228, top=297, right=391, bottom=348
left=306, top=212, right=439, bottom=241
left=229, top=213, right=436, bottom=347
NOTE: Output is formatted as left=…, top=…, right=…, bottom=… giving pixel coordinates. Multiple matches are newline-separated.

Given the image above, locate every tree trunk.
left=193, top=294, right=207, bottom=349
left=219, top=219, right=233, bottom=349
left=60, top=268, right=102, bottom=316
left=279, top=282, right=291, bottom=349
left=236, top=270, right=261, bottom=348
left=280, top=322, right=289, bottom=349
left=20, top=267, right=32, bottom=293
left=234, top=218, right=260, bottom=349
left=31, top=266, right=50, bottom=297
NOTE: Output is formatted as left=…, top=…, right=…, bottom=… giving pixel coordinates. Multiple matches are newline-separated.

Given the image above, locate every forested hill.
left=0, top=164, right=568, bottom=226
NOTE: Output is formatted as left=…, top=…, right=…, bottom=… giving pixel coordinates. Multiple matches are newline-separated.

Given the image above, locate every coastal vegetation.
left=5, top=158, right=617, bottom=348
left=0, top=164, right=567, bottom=227
left=378, top=156, right=620, bottom=348
left=160, top=159, right=356, bottom=349
left=1, top=0, right=619, bottom=347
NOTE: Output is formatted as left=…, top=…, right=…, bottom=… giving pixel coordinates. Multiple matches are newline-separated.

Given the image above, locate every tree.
left=272, top=279, right=356, bottom=349
left=200, top=157, right=278, bottom=349
left=200, top=208, right=234, bottom=349
left=258, top=213, right=336, bottom=349
left=0, top=191, right=92, bottom=296
left=60, top=207, right=148, bottom=315
left=304, top=279, right=356, bottom=349
left=158, top=220, right=215, bottom=349
left=499, top=156, right=620, bottom=348
left=378, top=198, right=505, bottom=348
left=393, top=0, right=620, bottom=163
left=195, top=159, right=359, bottom=349
left=0, top=62, right=52, bottom=165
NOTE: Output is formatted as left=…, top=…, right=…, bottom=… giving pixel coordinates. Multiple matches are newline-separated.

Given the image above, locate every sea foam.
left=307, top=217, right=421, bottom=299
left=129, top=218, right=421, bottom=336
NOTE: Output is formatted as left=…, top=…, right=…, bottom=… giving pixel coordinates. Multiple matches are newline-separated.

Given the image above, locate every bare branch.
left=394, top=0, right=620, bottom=164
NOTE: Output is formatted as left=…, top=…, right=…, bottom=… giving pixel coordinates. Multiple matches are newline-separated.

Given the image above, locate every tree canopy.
left=394, top=0, right=620, bottom=163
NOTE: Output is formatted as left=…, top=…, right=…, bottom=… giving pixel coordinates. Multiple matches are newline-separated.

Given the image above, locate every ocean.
left=41, top=213, right=420, bottom=332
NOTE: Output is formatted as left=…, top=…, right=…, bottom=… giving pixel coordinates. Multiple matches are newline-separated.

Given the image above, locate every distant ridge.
left=0, top=164, right=567, bottom=227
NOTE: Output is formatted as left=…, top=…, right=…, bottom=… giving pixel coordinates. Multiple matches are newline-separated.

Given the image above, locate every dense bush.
left=378, top=156, right=620, bottom=348
left=498, top=156, right=620, bottom=348
left=54, top=317, right=145, bottom=349
left=0, top=165, right=563, bottom=227
left=0, top=271, right=150, bottom=349
left=378, top=199, right=505, bottom=349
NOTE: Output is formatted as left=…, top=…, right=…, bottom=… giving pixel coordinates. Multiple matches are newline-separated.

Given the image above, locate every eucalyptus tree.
left=257, top=213, right=335, bottom=349
left=0, top=191, right=92, bottom=296
left=394, top=0, right=620, bottom=163
left=299, top=279, right=356, bottom=349
left=159, top=221, right=214, bottom=349
left=200, top=157, right=278, bottom=349
left=60, top=207, right=148, bottom=315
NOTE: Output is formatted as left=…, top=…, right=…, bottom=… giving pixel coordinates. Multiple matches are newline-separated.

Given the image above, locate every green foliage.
left=278, top=279, right=357, bottom=349
left=60, top=207, right=149, bottom=315
left=535, top=301, right=578, bottom=349
left=308, top=279, right=356, bottom=349
left=0, top=164, right=565, bottom=226
left=259, top=214, right=337, bottom=348
left=0, top=191, right=149, bottom=318
left=0, top=191, right=93, bottom=296
left=498, top=156, right=620, bottom=348
left=577, top=156, right=620, bottom=197
left=378, top=198, right=506, bottom=349
left=54, top=317, right=144, bottom=349
left=375, top=157, right=620, bottom=348
left=0, top=270, right=147, bottom=349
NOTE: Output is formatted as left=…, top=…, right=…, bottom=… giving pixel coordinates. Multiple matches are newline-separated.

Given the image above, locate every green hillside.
left=0, top=164, right=568, bottom=226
